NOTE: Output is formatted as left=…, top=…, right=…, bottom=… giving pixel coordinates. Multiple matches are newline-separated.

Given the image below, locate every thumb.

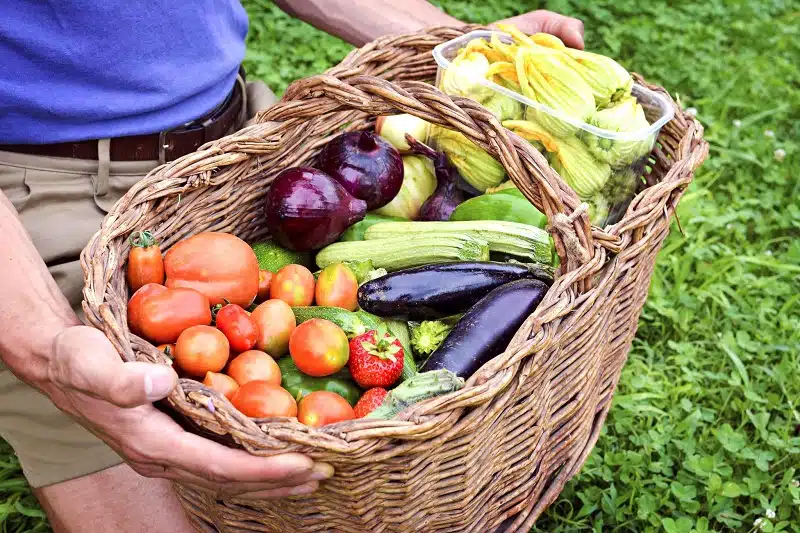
left=52, top=326, right=178, bottom=408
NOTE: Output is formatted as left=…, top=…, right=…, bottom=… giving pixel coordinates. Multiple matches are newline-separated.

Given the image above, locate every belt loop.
left=236, top=73, right=248, bottom=128
left=95, top=139, right=110, bottom=197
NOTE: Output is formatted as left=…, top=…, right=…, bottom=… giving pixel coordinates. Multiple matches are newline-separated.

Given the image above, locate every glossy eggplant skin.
left=357, top=261, right=550, bottom=320
left=421, top=279, right=549, bottom=378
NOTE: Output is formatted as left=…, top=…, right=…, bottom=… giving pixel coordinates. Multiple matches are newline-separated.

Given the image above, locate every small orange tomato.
left=156, top=343, right=176, bottom=357
left=270, top=264, right=315, bottom=306
left=227, top=350, right=281, bottom=386
left=174, top=325, right=230, bottom=377
left=297, top=391, right=355, bottom=427
left=203, top=372, right=239, bottom=400
left=127, top=230, right=165, bottom=292
left=289, top=318, right=349, bottom=377
left=256, top=270, right=273, bottom=303
left=250, top=299, right=296, bottom=357
left=231, top=382, right=297, bottom=418
left=314, top=263, right=358, bottom=311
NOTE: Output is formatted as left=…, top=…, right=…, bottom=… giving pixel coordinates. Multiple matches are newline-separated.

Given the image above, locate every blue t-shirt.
left=0, top=0, right=248, bottom=144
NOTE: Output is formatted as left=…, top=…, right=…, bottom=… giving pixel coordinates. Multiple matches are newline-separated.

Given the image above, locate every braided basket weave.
left=81, top=27, right=707, bottom=533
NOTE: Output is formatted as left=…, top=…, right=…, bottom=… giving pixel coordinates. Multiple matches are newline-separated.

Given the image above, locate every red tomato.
left=174, top=325, right=230, bottom=377
left=289, top=318, right=349, bottom=377
left=215, top=304, right=258, bottom=353
left=270, top=264, right=315, bottom=306
left=203, top=372, right=239, bottom=400
left=126, top=230, right=164, bottom=292
left=226, top=350, right=281, bottom=386
left=164, top=232, right=259, bottom=307
left=128, top=284, right=211, bottom=344
left=256, top=270, right=273, bottom=303
left=250, top=299, right=296, bottom=357
left=155, top=343, right=176, bottom=357
left=314, top=263, right=358, bottom=311
left=231, top=382, right=297, bottom=418
left=297, top=391, right=355, bottom=427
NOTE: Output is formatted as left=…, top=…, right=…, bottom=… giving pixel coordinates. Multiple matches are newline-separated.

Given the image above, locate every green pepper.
left=277, top=357, right=362, bottom=406
left=449, top=188, right=548, bottom=228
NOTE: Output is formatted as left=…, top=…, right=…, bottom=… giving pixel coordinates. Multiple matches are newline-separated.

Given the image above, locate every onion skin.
left=265, top=167, right=367, bottom=252
left=318, top=131, right=404, bottom=210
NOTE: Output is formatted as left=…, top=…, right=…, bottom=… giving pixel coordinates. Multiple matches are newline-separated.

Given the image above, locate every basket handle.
left=270, top=74, right=595, bottom=283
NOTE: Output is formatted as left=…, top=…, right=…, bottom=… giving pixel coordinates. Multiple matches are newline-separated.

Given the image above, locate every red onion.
left=265, top=167, right=367, bottom=251
left=318, top=131, right=404, bottom=210
left=406, top=135, right=468, bottom=221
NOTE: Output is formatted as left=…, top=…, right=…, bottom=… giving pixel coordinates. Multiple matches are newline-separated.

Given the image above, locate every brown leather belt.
left=0, top=70, right=245, bottom=163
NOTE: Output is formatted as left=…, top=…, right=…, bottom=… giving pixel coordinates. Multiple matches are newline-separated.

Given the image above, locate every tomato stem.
left=130, top=230, right=157, bottom=248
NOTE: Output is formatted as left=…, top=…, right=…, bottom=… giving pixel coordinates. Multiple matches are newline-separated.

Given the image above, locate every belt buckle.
left=158, top=131, right=168, bottom=165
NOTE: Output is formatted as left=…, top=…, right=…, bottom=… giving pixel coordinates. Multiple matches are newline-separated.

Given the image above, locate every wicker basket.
left=81, top=27, right=707, bottom=533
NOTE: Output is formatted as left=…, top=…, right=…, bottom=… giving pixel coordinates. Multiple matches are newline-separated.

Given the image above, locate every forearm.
left=274, top=0, right=462, bottom=46
left=0, top=192, right=79, bottom=387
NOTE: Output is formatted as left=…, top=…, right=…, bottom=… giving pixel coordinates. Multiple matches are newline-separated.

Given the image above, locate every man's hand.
left=274, top=1, right=585, bottom=49
left=43, top=326, right=331, bottom=499
left=495, top=10, right=585, bottom=50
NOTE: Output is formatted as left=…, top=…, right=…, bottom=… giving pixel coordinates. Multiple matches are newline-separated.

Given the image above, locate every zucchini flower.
left=441, top=50, right=494, bottom=103
left=486, top=61, right=521, bottom=92
left=564, top=48, right=633, bottom=108
left=516, top=47, right=595, bottom=138
left=483, top=92, right=524, bottom=121
left=430, top=126, right=506, bottom=192
left=547, top=136, right=612, bottom=199
left=604, top=166, right=639, bottom=205
left=585, top=96, right=654, bottom=167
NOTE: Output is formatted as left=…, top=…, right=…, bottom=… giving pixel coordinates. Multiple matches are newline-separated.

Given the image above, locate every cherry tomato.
left=127, top=230, right=165, bottom=292
left=203, top=372, right=239, bottom=400
left=250, top=299, right=296, bottom=357
left=226, top=350, right=281, bottom=386
left=155, top=343, right=175, bottom=357
left=231, top=382, right=297, bottom=418
left=270, top=264, right=315, bottom=306
left=256, top=270, right=273, bottom=303
left=164, top=232, right=259, bottom=307
left=314, top=263, right=358, bottom=311
left=174, top=325, right=230, bottom=377
left=289, top=318, right=349, bottom=377
left=215, top=304, right=258, bottom=353
left=297, top=391, right=355, bottom=427
left=128, top=284, right=211, bottom=344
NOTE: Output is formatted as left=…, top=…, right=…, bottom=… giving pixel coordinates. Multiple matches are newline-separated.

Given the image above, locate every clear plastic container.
left=430, top=30, right=675, bottom=226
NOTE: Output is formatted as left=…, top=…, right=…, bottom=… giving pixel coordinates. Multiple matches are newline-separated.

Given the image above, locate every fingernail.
left=145, top=366, right=176, bottom=401
left=309, top=463, right=334, bottom=481
left=290, top=482, right=318, bottom=496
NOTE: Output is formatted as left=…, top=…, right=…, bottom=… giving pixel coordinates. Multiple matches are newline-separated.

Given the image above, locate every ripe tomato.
left=231, top=382, right=297, bottom=418
left=215, top=304, right=258, bottom=353
left=227, top=350, right=281, bottom=386
left=297, top=391, right=355, bottom=427
left=314, top=263, right=358, bottom=310
left=256, top=270, right=273, bottom=303
left=155, top=343, right=175, bottom=357
left=250, top=299, right=296, bottom=357
left=270, top=264, right=315, bottom=306
left=289, top=318, right=349, bottom=377
left=128, top=284, right=211, bottom=344
left=126, top=230, right=165, bottom=292
left=174, top=325, right=230, bottom=377
left=203, top=372, right=239, bottom=400
left=164, top=232, right=259, bottom=307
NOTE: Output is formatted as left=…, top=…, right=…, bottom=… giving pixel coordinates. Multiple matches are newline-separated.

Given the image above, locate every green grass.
left=4, top=0, right=799, bottom=531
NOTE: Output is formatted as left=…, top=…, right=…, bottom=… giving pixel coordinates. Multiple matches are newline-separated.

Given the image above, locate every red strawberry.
left=353, top=387, right=389, bottom=418
left=348, top=329, right=404, bottom=388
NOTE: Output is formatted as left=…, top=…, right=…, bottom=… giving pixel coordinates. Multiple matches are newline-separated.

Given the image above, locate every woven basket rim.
left=80, top=26, right=709, bottom=457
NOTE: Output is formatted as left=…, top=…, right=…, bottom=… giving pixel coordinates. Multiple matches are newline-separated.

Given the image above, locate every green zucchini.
left=316, top=235, right=489, bottom=272
left=364, top=221, right=552, bottom=265
left=385, top=319, right=416, bottom=381
left=365, top=369, right=464, bottom=419
left=339, top=214, right=404, bottom=242
left=449, top=188, right=548, bottom=228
